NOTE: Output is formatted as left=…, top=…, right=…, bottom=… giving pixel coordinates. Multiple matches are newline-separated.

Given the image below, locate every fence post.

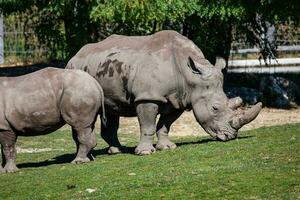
left=0, top=14, right=3, bottom=64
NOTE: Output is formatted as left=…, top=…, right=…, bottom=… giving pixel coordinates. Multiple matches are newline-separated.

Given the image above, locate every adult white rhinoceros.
left=66, top=30, right=262, bottom=155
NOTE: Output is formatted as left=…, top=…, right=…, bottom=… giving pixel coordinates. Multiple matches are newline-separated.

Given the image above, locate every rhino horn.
left=228, top=97, right=243, bottom=110
left=230, top=102, right=262, bottom=130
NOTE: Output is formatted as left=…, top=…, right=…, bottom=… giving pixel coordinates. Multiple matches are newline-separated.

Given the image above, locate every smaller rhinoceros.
left=0, top=67, right=106, bottom=173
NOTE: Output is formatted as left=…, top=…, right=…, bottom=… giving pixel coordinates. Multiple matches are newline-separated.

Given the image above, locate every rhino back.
left=72, top=30, right=205, bottom=59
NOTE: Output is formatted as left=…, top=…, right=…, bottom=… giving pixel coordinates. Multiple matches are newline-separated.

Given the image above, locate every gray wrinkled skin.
left=0, top=68, right=106, bottom=173
left=66, top=30, right=262, bottom=155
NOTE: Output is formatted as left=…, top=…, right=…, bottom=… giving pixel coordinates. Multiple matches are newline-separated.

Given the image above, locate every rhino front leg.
left=135, top=102, right=158, bottom=155
left=71, top=127, right=97, bottom=164
left=0, top=131, right=18, bottom=173
left=156, top=110, right=183, bottom=151
left=101, top=114, right=123, bottom=154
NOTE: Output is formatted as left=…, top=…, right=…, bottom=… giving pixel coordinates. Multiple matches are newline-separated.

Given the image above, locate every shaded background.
left=0, top=0, right=300, bottom=108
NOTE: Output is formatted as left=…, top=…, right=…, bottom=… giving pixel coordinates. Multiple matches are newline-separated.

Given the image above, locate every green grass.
left=0, top=124, right=299, bottom=200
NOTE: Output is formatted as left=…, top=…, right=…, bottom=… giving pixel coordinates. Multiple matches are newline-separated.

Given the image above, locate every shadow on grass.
left=17, top=135, right=253, bottom=169
left=17, top=148, right=108, bottom=169
left=176, top=135, right=253, bottom=147
left=93, top=146, right=137, bottom=155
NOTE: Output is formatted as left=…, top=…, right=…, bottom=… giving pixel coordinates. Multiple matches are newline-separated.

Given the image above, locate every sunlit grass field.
left=0, top=124, right=299, bottom=199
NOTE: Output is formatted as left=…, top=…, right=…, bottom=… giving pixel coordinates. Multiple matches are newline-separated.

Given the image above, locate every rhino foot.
left=108, top=146, right=122, bottom=154
left=3, top=163, right=19, bottom=173
left=135, top=144, right=156, bottom=155
left=71, top=157, right=90, bottom=164
left=156, top=140, right=177, bottom=151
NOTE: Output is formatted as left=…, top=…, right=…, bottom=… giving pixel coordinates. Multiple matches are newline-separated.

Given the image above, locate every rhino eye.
left=212, top=106, right=219, bottom=111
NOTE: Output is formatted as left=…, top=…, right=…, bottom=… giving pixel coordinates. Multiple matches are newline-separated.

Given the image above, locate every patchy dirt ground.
left=92, top=107, right=300, bottom=137
left=16, top=147, right=64, bottom=153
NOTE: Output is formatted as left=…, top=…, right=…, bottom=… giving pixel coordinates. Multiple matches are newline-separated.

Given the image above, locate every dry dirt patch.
left=16, top=147, right=63, bottom=153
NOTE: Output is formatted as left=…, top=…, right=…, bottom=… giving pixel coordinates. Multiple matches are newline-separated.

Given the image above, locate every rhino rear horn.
left=231, top=102, right=262, bottom=130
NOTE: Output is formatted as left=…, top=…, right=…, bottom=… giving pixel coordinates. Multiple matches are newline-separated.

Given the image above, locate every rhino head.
left=184, top=56, right=262, bottom=141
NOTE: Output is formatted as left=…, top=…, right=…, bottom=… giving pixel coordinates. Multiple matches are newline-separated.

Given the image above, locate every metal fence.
left=4, top=30, right=50, bottom=63
left=1, top=13, right=57, bottom=65
left=5, top=16, right=45, bottom=64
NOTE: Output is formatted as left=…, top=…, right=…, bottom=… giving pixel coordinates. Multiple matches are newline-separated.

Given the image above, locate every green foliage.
left=0, top=0, right=299, bottom=63
left=194, top=0, right=245, bottom=20
left=3, top=11, right=60, bottom=64
left=90, top=0, right=300, bottom=63
left=91, top=0, right=198, bottom=35
left=33, top=0, right=98, bottom=59
left=1, top=1, right=67, bottom=61
left=0, top=0, right=34, bottom=14
left=181, top=1, right=246, bottom=62
left=0, top=124, right=299, bottom=199
left=89, top=0, right=247, bottom=62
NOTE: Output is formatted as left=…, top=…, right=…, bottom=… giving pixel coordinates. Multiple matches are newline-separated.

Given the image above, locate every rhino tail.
left=95, top=80, right=107, bottom=127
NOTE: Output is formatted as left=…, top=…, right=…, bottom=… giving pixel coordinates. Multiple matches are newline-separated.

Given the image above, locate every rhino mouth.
left=215, top=130, right=237, bottom=141
left=205, top=127, right=237, bottom=142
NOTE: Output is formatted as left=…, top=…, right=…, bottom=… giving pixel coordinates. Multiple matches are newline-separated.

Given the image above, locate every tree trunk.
left=63, top=0, right=92, bottom=59
left=151, top=20, right=157, bottom=34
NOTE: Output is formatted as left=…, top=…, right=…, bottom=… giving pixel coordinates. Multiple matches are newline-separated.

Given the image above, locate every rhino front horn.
left=231, top=102, right=262, bottom=130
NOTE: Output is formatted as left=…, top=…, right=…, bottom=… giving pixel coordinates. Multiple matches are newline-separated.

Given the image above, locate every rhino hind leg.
left=0, top=131, right=18, bottom=173
left=135, top=102, right=158, bottom=155
left=156, top=110, right=183, bottom=151
left=100, top=114, right=123, bottom=154
left=71, top=127, right=97, bottom=164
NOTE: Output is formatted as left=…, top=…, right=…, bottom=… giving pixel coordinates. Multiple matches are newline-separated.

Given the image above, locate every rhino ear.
left=215, top=57, right=226, bottom=70
left=188, top=56, right=202, bottom=75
